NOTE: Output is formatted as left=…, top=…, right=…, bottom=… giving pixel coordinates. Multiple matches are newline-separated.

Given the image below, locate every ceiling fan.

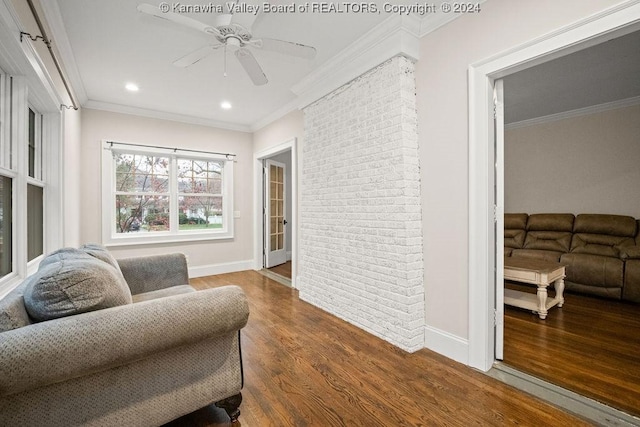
left=137, top=3, right=317, bottom=85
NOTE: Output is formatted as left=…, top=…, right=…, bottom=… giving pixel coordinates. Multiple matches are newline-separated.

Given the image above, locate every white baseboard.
left=424, top=325, right=469, bottom=365
left=189, top=260, right=254, bottom=278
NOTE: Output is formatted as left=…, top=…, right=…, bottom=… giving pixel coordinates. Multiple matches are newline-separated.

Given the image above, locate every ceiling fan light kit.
left=137, top=3, right=317, bottom=86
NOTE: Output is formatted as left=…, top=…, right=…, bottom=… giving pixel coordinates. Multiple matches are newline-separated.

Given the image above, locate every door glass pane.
left=27, top=184, right=43, bottom=261
left=269, top=164, right=285, bottom=253
left=0, top=176, right=11, bottom=276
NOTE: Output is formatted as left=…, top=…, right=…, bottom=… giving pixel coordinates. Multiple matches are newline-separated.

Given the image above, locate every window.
left=0, top=75, right=53, bottom=285
left=0, top=45, right=63, bottom=293
left=103, top=141, right=234, bottom=245
left=0, top=176, right=11, bottom=277
left=0, top=73, right=10, bottom=277
left=26, top=107, right=44, bottom=261
left=177, top=159, right=224, bottom=231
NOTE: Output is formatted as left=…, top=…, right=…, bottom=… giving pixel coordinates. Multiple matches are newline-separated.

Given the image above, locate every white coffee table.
left=504, top=258, right=565, bottom=320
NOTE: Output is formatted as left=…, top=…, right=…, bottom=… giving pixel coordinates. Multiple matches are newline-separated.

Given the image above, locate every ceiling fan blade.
left=235, top=48, right=267, bottom=85
left=258, top=38, right=317, bottom=60
left=173, top=44, right=222, bottom=67
left=137, top=3, right=221, bottom=37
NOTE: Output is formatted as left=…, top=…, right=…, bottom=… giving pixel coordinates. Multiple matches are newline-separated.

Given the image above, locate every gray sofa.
left=0, top=245, right=249, bottom=426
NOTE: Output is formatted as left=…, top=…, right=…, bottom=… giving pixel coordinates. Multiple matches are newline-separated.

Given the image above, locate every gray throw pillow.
left=79, top=243, right=123, bottom=273
left=23, top=258, right=133, bottom=322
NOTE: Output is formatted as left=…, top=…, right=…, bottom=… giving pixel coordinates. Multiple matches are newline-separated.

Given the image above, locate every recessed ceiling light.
left=125, top=83, right=139, bottom=92
left=220, top=101, right=232, bottom=110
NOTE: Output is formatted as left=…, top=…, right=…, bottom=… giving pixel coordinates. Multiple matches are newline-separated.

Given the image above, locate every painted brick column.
left=299, top=56, right=424, bottom=352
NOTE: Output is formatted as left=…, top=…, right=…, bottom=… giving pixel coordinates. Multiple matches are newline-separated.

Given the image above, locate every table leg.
left=555, top=277, right=565, bottom=308
left=536, top=285, right=548, bottom=320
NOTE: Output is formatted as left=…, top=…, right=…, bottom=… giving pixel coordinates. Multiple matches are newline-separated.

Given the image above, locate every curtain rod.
left=21, top=0, right=79, bottom=110
left=107, top=141, right=236, bottom=159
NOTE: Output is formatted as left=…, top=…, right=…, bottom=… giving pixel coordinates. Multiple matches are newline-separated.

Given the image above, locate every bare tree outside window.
left=114, top=153, right=170, bottom=233
left=177, top=159, right=223, bottom=230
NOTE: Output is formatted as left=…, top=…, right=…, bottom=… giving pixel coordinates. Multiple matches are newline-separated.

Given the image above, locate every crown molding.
left=291, top=14, right=421, bottom=110
left=37, top=0, right=88, bottom=104
left=505, top=95, right=640, bottom=130
left=84, top=100, right=253, bottom=133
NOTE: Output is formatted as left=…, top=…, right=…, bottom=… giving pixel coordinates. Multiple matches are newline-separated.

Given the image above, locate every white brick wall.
left=299, top=56, right=424, bottom=352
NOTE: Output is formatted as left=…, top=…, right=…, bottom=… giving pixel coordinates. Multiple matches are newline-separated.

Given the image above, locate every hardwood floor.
left=267, top=261, right=292, bottom=279
left=503, top=282, right=640, bottom=418
left=166, top=271, right=593, bottom=426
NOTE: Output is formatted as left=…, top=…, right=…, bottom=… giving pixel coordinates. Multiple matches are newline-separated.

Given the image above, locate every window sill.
left=103, top=230, right=234, bottom=248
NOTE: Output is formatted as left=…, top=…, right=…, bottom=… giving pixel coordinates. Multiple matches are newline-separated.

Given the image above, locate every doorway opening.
left=253, top=139, right=297, bottom=288
left=469, top=3, right=640, bottom=424
left=263, top=154, right=291, bottom=281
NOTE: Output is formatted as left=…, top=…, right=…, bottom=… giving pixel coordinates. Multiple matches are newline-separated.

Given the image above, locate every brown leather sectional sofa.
left=505, top=213, right=640, bottom=303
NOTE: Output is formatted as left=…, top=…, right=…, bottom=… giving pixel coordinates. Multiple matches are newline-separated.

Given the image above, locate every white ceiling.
left=48, top=1, right=640, bottom=131
left=52, top=0, right=425, bottom=131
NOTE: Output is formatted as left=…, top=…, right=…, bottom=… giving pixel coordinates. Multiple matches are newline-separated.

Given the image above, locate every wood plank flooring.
left=166, top=271, right=592, bottom=426
left=267, top=261, right=292, bottom=279
left=503, top=282, right=640, bottom=417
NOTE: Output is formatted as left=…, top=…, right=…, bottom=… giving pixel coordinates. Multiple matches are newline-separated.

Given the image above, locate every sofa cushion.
left=132, top=285, right=196, bottom=303
left=570, top=215, right=636, bottom=257
left=570, top=233, right=635, bottom=257
left=23, top=258, right=133, bottom=322
left=573, top=214, right=637, bottom=236
left=522, top=231, right=573, bottom=253
left=527, top=213, right=575, bottom=232
left=561, top=253, right=624, bottom=289
left=504, top=213, right=528, bottom=249
left=504, top=213, right=528, bottom=230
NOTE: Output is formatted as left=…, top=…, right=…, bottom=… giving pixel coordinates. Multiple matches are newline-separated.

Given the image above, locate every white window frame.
left=0, top=75, right=61, bottom=296
left=26, top=105, right=44, bottom=264
left=101, top=140, right=234, bottom=246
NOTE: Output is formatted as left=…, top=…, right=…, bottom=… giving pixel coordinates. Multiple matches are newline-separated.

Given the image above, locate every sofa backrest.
left=570, top=214, right=637, bottom=257
left=504, top=213, right=528, bottom=249
left=522, top=213, right=575, bottom=253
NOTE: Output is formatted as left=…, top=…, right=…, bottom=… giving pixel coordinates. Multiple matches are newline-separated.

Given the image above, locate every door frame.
left=467, top=2, right=640, bottom=371
left=253, top=138, right=298, bottom=287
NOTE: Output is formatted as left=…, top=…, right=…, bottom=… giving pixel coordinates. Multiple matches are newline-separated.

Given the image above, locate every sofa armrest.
left=620, top=246, right=640, bottom=260
left=0, top=285, right=249, bottom=396
left=117, top=253, right=189, bottom=294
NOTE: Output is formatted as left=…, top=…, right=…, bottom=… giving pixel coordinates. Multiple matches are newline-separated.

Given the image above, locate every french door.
left=264, top=159, right=287, bottom=268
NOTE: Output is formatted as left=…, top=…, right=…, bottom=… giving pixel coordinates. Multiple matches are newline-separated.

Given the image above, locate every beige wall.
left=415, top=0, right=622, bottom=340
left=80, top=109, right=254, bottom=270
left=253, top=110, right=304, bottom=271
left=505, top=105, right=640, bottom=217
left=253, top=110, right=304, bottom=153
